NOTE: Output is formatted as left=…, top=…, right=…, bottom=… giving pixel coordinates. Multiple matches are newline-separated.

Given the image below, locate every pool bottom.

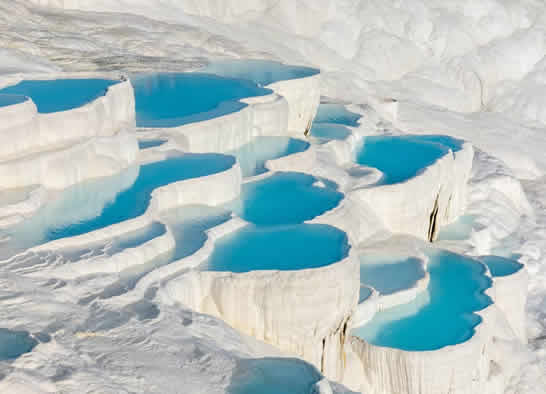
left=203, top=224, right=350, bottom=273
left=360, top=255, right=425, bottom=295
left=229, top=137, right=309, bottom=177
left=229, top=172, right=343, bottom=226
left=352, top=251, right=492, bottom=351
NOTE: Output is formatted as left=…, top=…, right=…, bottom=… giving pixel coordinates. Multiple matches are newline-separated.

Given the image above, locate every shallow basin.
left=352, top=250, right=492, bottom=351
left=204, top=224, right=349, bottom=273
left=0, top=79, right=118, bottom=113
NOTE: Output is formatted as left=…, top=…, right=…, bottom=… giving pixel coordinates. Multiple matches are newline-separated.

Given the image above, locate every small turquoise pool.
left=204, top=224, right=349, bottom=273
left=201, top=60, right=319, bottom=86
left=314, top=104, right=361, bottom=127
left=355, top=135, right=463, bottom=185
left=360, top=255, right=425, bottom=295
left=0, top=94, right=27, bottom=108
left=0, top=328, right=38, bottom=361
left=310, top=123, right=351, bottom=141
left=163, top=205, right=232, bottom=261
left=480, top=255, right=523, bottom=277
left=0, top=79, right=117, bottom=113
left=352, top=251, right=492, bottom=351
left=437, top=215, right=476, bottom=241
left=229, top=136, right=309, bottom=177
left=132, top=73, right=271, bottom=127
left=138, top=139, right=167, bottom=149
left=228, top=357, right=322, bottom=394
left=230, top=172, right=343, bottom=226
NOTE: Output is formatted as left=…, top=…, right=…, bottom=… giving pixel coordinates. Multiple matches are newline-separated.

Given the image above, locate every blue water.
left=229, top=137, right=309, bottom=177
left=352, top=251, right=492, bottom=351
left=138, top=139, right=167, bottom=149
left=0, top=94, right=27, bottom=107
left=230, top=172, right=343, bottom=226
left=204, top=224, right=349, bottom=273
left=164, top=205, right=232, bottom=261
left=480, top=255, right=523, bottom=277
left=314, top=104, right=361, bottom=127
left=132, top=73, right=271, bottom=127
left=0, top=328, right=38, bottom=361
left=355, top=135, right=463, bottom=185
left=0, top=79, right=117, bottom=113
left=310, top=123, right=351, bottom=141
left=43, top=154, right=234, bottom=242
left=228, top=357, right=322, bottom=394
left=359, top=285, right=373, bottom=303
left=201, top=60, right=319, bottom=86
left=360, top=256, right=425, bottom=295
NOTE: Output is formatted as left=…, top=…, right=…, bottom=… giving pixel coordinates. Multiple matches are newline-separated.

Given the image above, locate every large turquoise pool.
left=229, top=172, right=343, bottom=226
left=132, top=73, right=271, bottom=127
left=0, top=79, right=118, bottom=113
left=360, top=255, right=425, bottom=295
left=352, top=251, right=492, bottom=351
left=355, top=135, right=463, bottom=185
left=204, top=224, right=349, bottom=273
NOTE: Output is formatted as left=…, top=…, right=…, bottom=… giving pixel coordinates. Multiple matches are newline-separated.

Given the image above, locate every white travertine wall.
left=0, top=129, right=138, bottom=189
left=161, top=234, right=360, bottom=382
left=490, top=267, right=529, bottom=343
left=267, top=73, right=321, bottom=136
left=0, top=80, right=135, bottom=161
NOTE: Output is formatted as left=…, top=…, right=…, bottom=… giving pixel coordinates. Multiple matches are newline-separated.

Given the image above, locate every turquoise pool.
left=437, top=215, right=476, bottom=241
left=204, top=224, right=349, bottom=273
left=228, top=357, right=322, bottom=394
left=310, top=123, right=351, bottom=141
left=201, top=60, right=319, bottom=87
left=0, top=94, right=27, bottom=108
left=230, top=172, right=343, bottom=226
left=0, top=79, right=117, bottom=113
left=314, top=103, right=361, bottom=127
left=360, top=255, right=425, bottom=295
left=355, top=135, right=463, bottom=185
left=0, top=328, right=38, bottom=361
left=132, top=73, right=271, bottom=127
left=229, top=136, right=309, bottom=177
left=352, top=251, right=492, bottom=351
left=479, top=255, right=523, bottom=277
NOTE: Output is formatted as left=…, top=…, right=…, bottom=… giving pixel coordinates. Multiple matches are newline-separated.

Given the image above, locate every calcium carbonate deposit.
left=0, top=1, right=545, bottom=393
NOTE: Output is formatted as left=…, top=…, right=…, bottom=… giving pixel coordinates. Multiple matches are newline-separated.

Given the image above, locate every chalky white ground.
left=0, top=1, right=545, bottom=393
